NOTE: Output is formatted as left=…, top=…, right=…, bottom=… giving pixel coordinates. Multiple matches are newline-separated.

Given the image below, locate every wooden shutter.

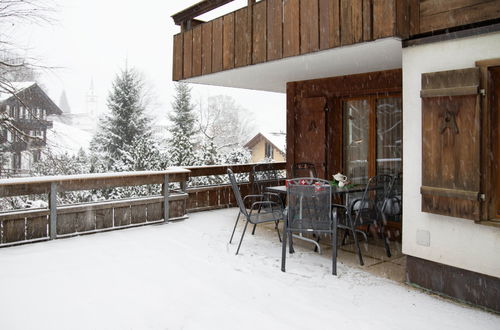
left=420, top=68, right=483, bottom=221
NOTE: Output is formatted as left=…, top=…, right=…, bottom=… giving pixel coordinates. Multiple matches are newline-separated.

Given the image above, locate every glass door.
left=343, top=95, right=402, bottom=182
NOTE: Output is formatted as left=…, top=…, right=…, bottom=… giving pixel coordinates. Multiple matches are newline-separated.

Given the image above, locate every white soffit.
left=184, top=38, right=403, bottom=93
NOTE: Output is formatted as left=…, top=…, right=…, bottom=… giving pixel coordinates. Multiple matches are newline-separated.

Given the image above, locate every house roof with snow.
left=0, top=82, right=62, bottom=115
left=244, top=132, right=286, bottom=155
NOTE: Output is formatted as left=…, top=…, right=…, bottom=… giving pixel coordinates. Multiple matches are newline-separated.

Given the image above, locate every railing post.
left=49, top=182, right=57, bottom=239
left=163, top=174, right=169, bottom=224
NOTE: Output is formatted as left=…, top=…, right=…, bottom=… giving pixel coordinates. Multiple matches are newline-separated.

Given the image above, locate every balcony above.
left=172, top=0, right=500, bottom=91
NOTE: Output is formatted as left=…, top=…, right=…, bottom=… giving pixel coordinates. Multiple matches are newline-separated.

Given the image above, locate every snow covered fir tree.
left=168, top=82, right=197, bottom=166
left=90, top=66, right=163, bottom=172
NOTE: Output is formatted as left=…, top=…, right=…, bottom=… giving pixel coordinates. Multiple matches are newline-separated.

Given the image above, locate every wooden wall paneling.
left=57, top=213, right=75, bottom=235
left=131, top=205, right=147, bottom=224
left=96, top=208, right=113, bottom=229
left=26, top=216, right=48, bottom=240
left=2, top=218, right=25, bottom=243
left=114, top=206, right=131, bottom=227
left=202, top=22, right=213, bottom=75
left=283, top=0, right=300, bottom=57
left=75, top=210, right=96, bottom=232
left=197, top=190, right=210, bottom=208
left=146, top=202, right=162, bottom=222
left=319, top=0, right=341, bottom=50
left=420, top=0, right=489, bottom=17
left=235, top=7, right=251, bottom=67
left=373, top=0, right=395, bottom=39
left=341, top=0, right=363, bottom=45
left=209, top=188, right=219, bottom=207
left=409, top=0, right=420, bottom=35
left=419, top=0, right=500, bottom=33
left=223, top=13, right=235, bottom=70
left=300, top=0, right=320, bottom=54
left=170, top=200, right=185, bottom=218
left=295, top=97, right=327, bottom=178
left=252, top=1, right=267, bottom=64
left=173, top=33, right=183, bottom=80
left=183, top=29, right=193, bottom=79
left=362, top=0, right=373, bottom=41
left=192, top=26, right=202, bottom=76
left=212, top=17, right=224, bottom=73
left=267, top=0, right=283, bottom=61
left=396, top=0, right=410, bottom=38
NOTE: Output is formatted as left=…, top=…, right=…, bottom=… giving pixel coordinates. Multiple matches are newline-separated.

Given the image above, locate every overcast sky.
left=14, top=0, right=286, bottom=133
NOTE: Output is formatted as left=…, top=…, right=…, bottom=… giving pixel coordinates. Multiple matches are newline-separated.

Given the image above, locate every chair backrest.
left=291, top=162, right=317, bottom=178
left=353, top=174, right=393, bottom=224
left=286, top=178, right=332, bottom=233
left=251, top=163, right=279, bottom=194
left=227, top=169, right=248, bottom=216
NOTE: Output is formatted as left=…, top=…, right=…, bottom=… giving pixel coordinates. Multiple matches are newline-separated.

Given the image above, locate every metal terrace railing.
left=0, top=162, right=286, bottom=247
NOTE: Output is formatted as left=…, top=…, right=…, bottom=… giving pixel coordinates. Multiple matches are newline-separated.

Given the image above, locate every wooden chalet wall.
left=417, top=0, right=500, bottom=34
left=286, top=69, right=402, bottom=179
left=173, top=0, right=412, bottom=81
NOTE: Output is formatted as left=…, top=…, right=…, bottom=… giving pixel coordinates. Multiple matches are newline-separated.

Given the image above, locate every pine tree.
left=90, top=67, right=152, bottom=168
left=168, top=82, right=197, bottom=166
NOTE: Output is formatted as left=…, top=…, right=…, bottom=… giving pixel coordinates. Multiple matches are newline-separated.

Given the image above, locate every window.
left=265, top=142, right=274, bottom=159
left=343, top=95, right=402, bottom=184
left=12, top=153, right=21, bottom=169
left=20, top=106, right=25, bottom=119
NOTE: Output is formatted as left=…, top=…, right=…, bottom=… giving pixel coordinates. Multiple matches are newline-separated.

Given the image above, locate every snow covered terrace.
left=0, top=163, right=498, bottom=328
left=0, top=207, right=498, bottom=329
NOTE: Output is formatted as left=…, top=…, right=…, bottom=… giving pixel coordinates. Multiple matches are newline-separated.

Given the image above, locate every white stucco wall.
left=402, top=32, right=500, bottom=278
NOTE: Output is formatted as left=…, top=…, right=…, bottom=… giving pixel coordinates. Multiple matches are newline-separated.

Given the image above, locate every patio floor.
left=0, top=208, right=497, bottom=329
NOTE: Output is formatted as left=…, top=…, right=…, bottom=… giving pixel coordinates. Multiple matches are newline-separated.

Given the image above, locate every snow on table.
left=0, top=208, right=497, bottom=330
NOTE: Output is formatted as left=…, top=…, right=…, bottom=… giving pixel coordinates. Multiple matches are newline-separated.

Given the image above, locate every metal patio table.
left=265, top=184, right=367, bottom=254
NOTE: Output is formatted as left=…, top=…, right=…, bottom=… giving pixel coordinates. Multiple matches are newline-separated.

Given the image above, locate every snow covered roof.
left=0, top=82, right=62, bottom=115
left=244, top=132, right=286, bottom=155
left=0, top=82, right=36, bottom=102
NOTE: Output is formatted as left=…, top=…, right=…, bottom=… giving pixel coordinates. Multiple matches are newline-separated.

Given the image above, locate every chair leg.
left=229, top=212, right=241, bottom=244
left=347, top=214, right=364, bottom=266
left=380, top=225, right=392, bottom=258
left=341, top=230, right=349, bottom=246
left=275, top=220, right=282, bottom=242
left=332, top=225, right=337, bottom=276
left=289, top=232, right=295, bottom=254
left=251, top=223, right=257, bottom=235
left=235, top=220, right=250, bottom=255
left=281, top=228, right=287, bottom=272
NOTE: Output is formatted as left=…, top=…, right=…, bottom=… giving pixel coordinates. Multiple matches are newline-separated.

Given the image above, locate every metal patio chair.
left=347, top=174, right=393, bottom=263
left=281, top=178, right=338, bottom=275
left=227, top=169, right=284, bottom=255
left=291, top=162, right=317, bottom=178
left=250, top=163, right=284, bottom=235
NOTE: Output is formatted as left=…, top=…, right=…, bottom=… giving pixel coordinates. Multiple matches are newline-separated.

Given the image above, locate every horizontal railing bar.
left=0, top=168, right=190, bottom=197
left=186, top=162, right=286, bottom=177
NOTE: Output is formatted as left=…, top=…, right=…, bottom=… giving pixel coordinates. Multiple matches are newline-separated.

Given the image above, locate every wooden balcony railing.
left=0, top=162, right=286, bottom=247
left=173, top=0, right=413, bottom=81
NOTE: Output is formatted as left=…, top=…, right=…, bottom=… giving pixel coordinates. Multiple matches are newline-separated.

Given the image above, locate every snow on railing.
left=0, top=162, right=286, bottom=246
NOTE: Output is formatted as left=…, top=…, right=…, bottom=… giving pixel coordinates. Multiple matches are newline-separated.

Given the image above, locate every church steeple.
left=86, top=77, right=98, bottom=117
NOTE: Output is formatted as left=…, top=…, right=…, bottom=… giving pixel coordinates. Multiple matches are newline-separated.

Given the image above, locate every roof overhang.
left=184, top=37, right=403, bottom=93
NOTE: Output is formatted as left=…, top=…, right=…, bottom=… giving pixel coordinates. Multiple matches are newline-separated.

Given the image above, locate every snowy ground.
left=0, top=208, right=498, bottom=330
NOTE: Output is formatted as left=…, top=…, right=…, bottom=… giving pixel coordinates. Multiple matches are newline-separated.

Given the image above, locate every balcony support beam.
left=172, top=0, right=235, bottom=30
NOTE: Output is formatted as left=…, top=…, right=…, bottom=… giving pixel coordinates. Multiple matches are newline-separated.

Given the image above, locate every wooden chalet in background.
left=244, top=132, right=286, bottom=163
left=0, top=82, right=62, bottom=176
left=171, top=0, right=500, bottom=313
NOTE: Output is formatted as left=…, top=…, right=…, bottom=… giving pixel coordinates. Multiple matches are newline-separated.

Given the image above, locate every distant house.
left=0, top=82, right=62, bottom=176
left=244, top=132, right=286, bottom=163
